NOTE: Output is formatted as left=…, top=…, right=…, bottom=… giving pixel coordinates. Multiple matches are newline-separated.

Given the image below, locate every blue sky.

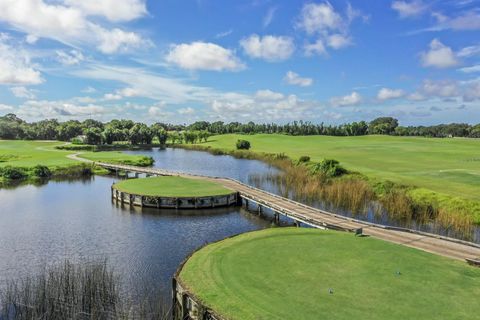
left=0, top=0, right=479, bottom=125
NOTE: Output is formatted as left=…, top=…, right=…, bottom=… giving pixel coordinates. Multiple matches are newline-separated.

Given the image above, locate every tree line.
left=1, top=114, right=479, bottom=145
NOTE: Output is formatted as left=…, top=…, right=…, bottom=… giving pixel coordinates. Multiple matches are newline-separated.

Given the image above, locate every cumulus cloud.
left=377, top=88, right=405, bottom=101
left=255, top=89, right=284, bottom=101
left=420, top=39, right=459, bottom=68
left=0, top=34, right=43, bottom=85
left=391, top=1, right=427, bottom=18
left=166, top=42, right=245, bottom=71
left=56, top=50, right=85, bottom=65
left=10, top=86, right=36, bottom=99
left=296, top=2, right=362, bottom=55
left=330, top=91, right=362, bottom=107
left=240, top=34, right=295, bottom=62
left=421, top=79, right=459, bottom=97
left=65, top=0, right=147, bottom=22
left=0, top=0, right=148, bottom=54
left=284, top=71, right=313, bottom=87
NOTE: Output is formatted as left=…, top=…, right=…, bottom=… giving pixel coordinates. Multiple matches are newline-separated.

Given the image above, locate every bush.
left=298, top=155, right=310, bottom=163
left=32, top=165, right=51, bottom=178
left=310, top=159, right=347, bottom=178
left=236, top=139, right=251, bottom=150
left=0, top=166, right=26, bottom=179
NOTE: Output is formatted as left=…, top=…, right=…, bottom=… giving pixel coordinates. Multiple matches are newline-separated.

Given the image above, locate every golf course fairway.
left=179, top=228, right=480, bottom=320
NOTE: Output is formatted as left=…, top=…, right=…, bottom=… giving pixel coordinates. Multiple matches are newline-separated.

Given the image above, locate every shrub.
left=298, top=155, right=310, bottom=163
left=0, top=166, right=26, bottom=179
left=236, top=139, right=251, bottom=150
left=310, top=159, right=347, bottom=178
left=32, top=165, right=51, bottom=178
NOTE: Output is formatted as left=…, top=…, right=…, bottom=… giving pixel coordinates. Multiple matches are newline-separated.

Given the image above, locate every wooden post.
left=245, top=199, right=249, bottom=210
left=120, top=192, right=124, bottom=206
left=257, top=205, right=263, bottom=215
left=139, top=196, right=143, bottom=207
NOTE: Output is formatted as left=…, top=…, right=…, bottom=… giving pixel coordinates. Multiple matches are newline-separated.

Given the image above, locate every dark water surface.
left=0, top=148, right=278, bottom=299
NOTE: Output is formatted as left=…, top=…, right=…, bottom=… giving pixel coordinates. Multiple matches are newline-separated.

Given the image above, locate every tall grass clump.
left=0, top=260, right=170, bottom=320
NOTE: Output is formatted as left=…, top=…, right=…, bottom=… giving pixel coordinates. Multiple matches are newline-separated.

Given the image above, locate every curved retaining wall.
left=111, top=186, right=240, bottom=209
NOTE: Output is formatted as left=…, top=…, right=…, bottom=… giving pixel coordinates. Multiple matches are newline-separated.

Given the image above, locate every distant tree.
left=57, top=120, right=83, bottom=141
left=369, top=117, right=399, bottom=135
left=151, top=123, right=169, bottom=145
left=84, top=128, right=103, bottom=145
left=128, top=123, right=153, bottom=145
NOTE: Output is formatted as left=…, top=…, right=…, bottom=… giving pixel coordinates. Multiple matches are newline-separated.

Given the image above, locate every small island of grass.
left=112, top=176, right=238, bottom=209
left=177, top=228, right=480, bottom=320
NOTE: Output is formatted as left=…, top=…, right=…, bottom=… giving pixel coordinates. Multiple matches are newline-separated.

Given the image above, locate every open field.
left=0, top=140, right=152, bottom=170
left=113, top=176, right=233, bottom=197
left=197, top=134, right=480, bottom=201
left=180, top=228, right=480, bottom=320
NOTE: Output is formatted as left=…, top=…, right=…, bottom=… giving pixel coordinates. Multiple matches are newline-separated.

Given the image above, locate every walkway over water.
left=97, top=162, right=480, bottom=264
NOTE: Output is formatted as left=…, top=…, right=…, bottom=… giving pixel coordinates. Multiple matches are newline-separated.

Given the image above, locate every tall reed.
left=0, top=260, right=170, bottom=320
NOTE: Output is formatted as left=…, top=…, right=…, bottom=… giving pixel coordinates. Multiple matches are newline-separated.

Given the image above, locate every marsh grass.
left=184, top=144, right=475, bottom=236
left=0, top=260, right=170, bottom=320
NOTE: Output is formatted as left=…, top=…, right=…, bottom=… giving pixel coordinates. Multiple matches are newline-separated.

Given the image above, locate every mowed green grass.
left=0, top=140, right=150, bottom=168
left=180, top=228, right=480, bottom=320
left=198, top=134, right=480, bottom=201
left=0, top=140, right=76, bottom=167
left=113, top=176, right=233, bottom=197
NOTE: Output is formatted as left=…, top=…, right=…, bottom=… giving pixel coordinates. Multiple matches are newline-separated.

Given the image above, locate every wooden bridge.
left=97, top=162, right=480, bottom=265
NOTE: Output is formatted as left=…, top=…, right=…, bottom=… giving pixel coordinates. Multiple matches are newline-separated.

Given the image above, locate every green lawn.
left=180, top=228, right=480, bottom=320
left=0, top=140, right=151, bottom=169
left=113, top=176, right=233, bottom=197
left=197, top=134, right=480, bottom=201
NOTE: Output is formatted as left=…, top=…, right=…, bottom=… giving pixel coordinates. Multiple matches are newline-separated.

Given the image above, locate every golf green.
left=179, top=228, right=480, bottom=320
left=112, top=176, right=233, bottom=197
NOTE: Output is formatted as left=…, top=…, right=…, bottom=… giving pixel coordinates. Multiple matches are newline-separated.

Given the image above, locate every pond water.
left=0, top=148, right=278, bottom=301
left=1, top=147, right=479, bottom=303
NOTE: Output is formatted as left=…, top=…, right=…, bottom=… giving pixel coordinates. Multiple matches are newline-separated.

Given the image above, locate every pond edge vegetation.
left=177, top=143, right=478, bottom=235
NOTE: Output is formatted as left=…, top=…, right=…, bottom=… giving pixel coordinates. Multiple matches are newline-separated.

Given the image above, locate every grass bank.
left=0, top=140, right=154, bottom=184
left=184, top=135, right=480, bottom=227
left=179, top=228, right=480, bottom=320
left=113, top=176, right=233, bottom=197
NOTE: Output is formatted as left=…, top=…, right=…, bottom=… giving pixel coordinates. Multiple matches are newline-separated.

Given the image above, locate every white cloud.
left=420, top=39, right=459, bottom=68
left=178, top=107, right=195, bottom=115
left=215, top=29, right=233, bottom=39
left=16, top=99, right=106, bottom=119
left=463, top=79, right=480, bottom=102
left=297, top=2, right=344, bottom=35
left=304, top=39, right=327, bottom=56
left=330, top=91, right=362, bottom=107
left=458, top=65, right=480, bottom=73
left=65, top=0, right=147, bottom=22
left=391, top=1, right=427, bottom=18
left=284, top=71, right=313, bottom=87
left=263, top=7, right=277, bottom=28
left=0, top=0, right=148, bottom=54
left=56, top=50, right=84, bottom=65
left=377, top=88, right=405, bottom=101
left=103, top=93, right=122, bottom=101
left=240, top=34, right=295, bottom=62
left=10, top=86, right=36, bottom=99
left=255, top=89, right=284, bottom=101
left=457, top=45, right=480, bottom=58
left=0, top=34, right=43, bottom=85
left=166, top=42, right=245, bottom=71
left=82, top=86, right=97, bottom=93
left=296, top=2, right=362, bottom=55
left=326, top=34, right=352, bottom=49
left=421, top=79, right=459, bottom=97
left=0, top=104, right=14, bottom=112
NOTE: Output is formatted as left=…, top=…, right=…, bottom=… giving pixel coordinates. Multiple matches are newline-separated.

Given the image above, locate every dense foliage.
left=236, top=139, right=251, bottom=150
left=1, top=114, right=479, bottom=145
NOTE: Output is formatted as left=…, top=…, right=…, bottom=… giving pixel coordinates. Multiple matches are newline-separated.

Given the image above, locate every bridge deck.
left=98, top=162, right=480, bottom=263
